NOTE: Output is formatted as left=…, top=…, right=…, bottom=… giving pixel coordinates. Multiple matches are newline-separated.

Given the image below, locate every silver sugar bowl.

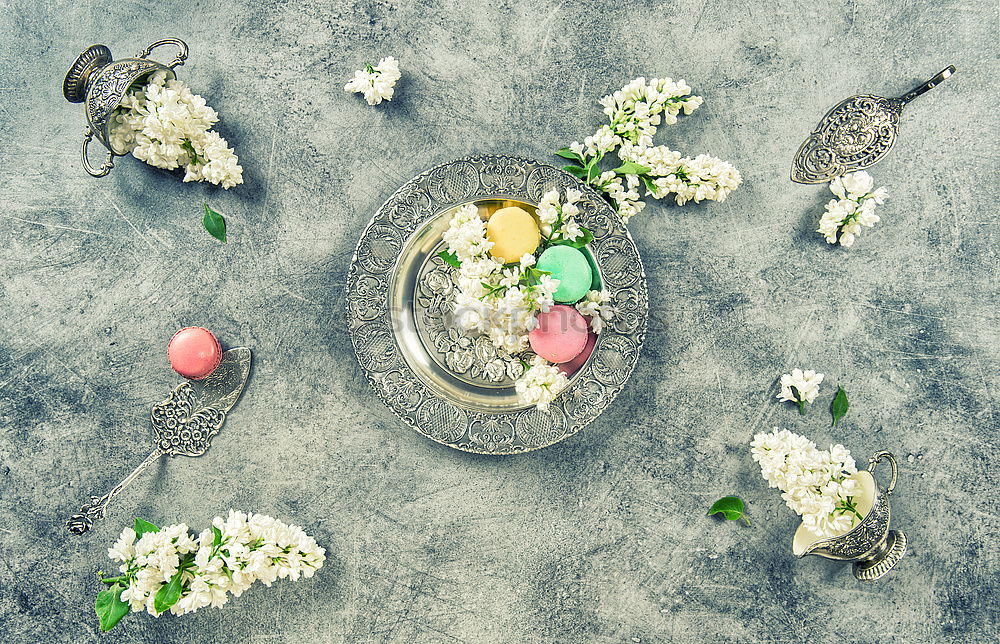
left=793, top=451, right=907, bottom=581
left=62, top=38, right=188, bottom=177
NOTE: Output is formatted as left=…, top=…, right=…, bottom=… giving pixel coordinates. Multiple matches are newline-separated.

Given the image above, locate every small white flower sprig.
left=515, top=355, right=570, bottom=411
left=94, top=512, right=325, bottom=632
left=776, top=368, right=825, bottom=414
left=557, top=77, right=742, bottom=221
left=535, top=187, right=591, bottom=245
left=109, top=71, right=243, bottom=189
left=817, top=171, right=888, bottom=247
left=344, top=56, right=401, bottom=105
left=575, top=289, right=613, bottom=334
left=751, top=428, right=863, bottom=538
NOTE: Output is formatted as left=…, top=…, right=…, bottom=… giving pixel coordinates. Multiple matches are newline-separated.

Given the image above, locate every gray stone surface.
left=1, top=0, right=997, bottom=641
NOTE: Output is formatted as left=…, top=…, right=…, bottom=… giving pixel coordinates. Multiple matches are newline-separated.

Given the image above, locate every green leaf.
left=612, top=161, right=650, bottom=176
left=707, top=496, right=750, bottom=526
left=563, top=165, right=587, bottom=179
left=133, top=517, right=159, bottom=538
left=437, top=249, right=461, bottom=268
left=203, top=203, right=227, bottom=243
left=790, top=386, right=806, bottom=415
left=95, top=584, right=130, bottom=632
left=641, top=175, right=659, bottom=195
left=153, top=569, right=184, bottom=615
left=212, top=525, right=223, bottom=548
left=586, top=159, right=602, bottom=183
left=831, top=386, right=849, bottom=427
left=555, top=147, right=584, bottom=164
left=559, top=227, right=594, bottom=249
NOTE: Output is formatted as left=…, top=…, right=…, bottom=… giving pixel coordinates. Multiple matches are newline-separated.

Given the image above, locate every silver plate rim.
left=345, top=154, right=649, bottom=455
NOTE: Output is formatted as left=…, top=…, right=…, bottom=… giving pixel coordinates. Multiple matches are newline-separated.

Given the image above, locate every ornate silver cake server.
left=66, top=347, right=252, bottom=535
left=791, top=65, right=956, bottom=183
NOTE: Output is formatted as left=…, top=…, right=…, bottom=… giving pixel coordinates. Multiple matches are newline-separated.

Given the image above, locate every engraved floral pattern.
left=87, top=60, right=172, bottom=147
left=151, top=382, right=225, bottom=456
left=792, top=95, right=902, bottom=184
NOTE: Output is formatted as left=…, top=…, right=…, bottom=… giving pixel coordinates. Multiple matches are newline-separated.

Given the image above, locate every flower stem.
left=835, top=497, right=865, bottom=523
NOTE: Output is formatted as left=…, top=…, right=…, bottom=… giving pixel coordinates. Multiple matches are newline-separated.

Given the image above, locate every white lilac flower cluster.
left=444, top=202, right=560, bottom=355
left=776, top=368, right=825, bottom=414
left=344, top=56, right=401, bottom=105
left=563, top=77, right=741, bottom=221
left=108, top=71, right=243, bottom=189
left=817, top=171, right=888, bottom=247
left=751, top=428, right=862, bottom=538
left=103, top=511, right=324, bottom=624
left=514, top=355, right=570, bottom=411
left=575, top=289, right=613, bottom=334
left=535, top=188, right=587, bottom=243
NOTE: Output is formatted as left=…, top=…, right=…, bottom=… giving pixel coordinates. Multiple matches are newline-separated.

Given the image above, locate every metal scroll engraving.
left=820, top=491, right=891, bottom=560
left=797, top=451, right=908, bottom=581
left=791, top=66, right=956, bottom=184
left=345, top=155, right=649, bottom=455
left=791, top=96, right=902, bottom=184
left=64, top=39, right=188, bottom=176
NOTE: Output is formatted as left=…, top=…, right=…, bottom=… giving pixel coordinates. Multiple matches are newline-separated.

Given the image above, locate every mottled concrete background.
left=1, top=0, right=997, bottom=641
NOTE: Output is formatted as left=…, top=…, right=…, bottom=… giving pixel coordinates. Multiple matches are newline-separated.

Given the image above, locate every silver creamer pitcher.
left=63, top=38, right=188, bottom=177
left=793, top=451, right=907, bottom=581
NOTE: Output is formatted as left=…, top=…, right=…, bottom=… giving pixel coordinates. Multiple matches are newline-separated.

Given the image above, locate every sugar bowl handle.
left=137, top=38, right=188, bottom=69
left=868, top=451, right=898, bottom=495
left=82, top=130, right=115, bottom=177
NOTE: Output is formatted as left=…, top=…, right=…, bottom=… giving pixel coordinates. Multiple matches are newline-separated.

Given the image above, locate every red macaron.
left=528, top=305, right=589, bottom=364
left=559, top=331, right=597, bottom=377
left=167, top=327, right=222, bottom=380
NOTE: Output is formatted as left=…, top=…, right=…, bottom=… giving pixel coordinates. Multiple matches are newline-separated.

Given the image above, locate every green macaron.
left=537, top=245, right=593, bottom=303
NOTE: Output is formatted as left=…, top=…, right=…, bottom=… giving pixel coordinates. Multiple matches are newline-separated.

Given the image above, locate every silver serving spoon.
left=791, top=66, right=956, bottom=184
left=66, top=348, right=252, bottom=535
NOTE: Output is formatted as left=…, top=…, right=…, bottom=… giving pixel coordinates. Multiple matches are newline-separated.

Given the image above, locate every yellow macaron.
left=486, top=206, right=540, bottom=264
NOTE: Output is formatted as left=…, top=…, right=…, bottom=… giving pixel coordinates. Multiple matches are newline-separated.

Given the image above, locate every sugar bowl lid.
left=63, top=44, right=113, bottom=103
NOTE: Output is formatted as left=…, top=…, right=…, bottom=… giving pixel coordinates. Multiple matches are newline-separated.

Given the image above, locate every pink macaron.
left=528, top=305, right=589, bottom=364
left=167, top=327, right=222, bottom=380
left=559, top=331, right=597, bottom=376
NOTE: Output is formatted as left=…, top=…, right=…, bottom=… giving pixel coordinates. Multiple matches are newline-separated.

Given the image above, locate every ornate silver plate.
left=346, top=155, right=648, bottom=454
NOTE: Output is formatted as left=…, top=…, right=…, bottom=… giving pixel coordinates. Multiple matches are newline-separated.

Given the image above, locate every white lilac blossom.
left=103, top=511, right=324, bottom=625
left=575, top=289, right=614, bottom=334
left=776, top=368, right=825, bottom=414
left=597, top=76, right=703, bottom=146
left=751, top=429, right=862, bottom=538
left=616, top=141, right=742, bottom=211
left=108, top=71, right=243, bottom=189
left=817, top=171, right=887, bottom=247
left=561, top=77, right=740, bottom=222
left=344, top=56, right=401, bottom=105
left=535, top=188, right=587, bottom=242
left=514, top=355, right=570, bottom=411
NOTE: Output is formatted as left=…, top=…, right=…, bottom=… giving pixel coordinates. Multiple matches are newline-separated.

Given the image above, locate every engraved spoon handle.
left=897, top=65, right=956, bottom=105
left=66, top=449, right=164, bottom=535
